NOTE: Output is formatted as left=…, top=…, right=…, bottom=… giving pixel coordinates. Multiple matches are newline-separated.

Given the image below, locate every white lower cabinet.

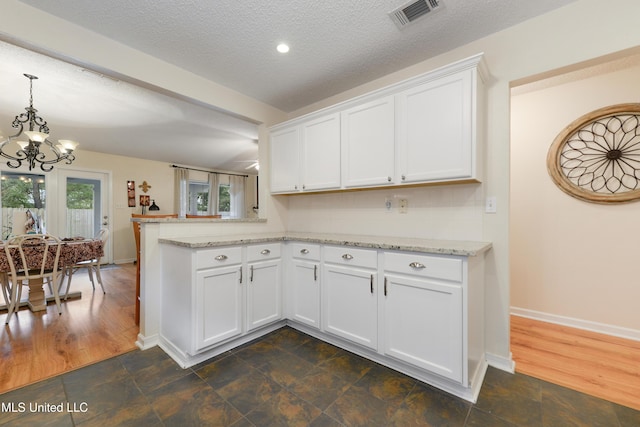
left=195, top=264, right=243, bottom=351
left=322, top=246, right=378, bottom=350
left=289, top=243, right=321, bottom=328
left=247, top=243, right=282, bottom=331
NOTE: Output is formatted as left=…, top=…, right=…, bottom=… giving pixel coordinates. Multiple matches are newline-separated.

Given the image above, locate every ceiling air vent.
left=389, top=0, right=443, bottom=28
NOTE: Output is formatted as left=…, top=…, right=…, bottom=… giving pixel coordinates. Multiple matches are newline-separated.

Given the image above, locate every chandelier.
left=0, top=73, right=78, bottom=171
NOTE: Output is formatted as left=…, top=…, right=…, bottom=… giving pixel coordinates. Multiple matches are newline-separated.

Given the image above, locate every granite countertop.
left=158, top=232, right=492, bottom=257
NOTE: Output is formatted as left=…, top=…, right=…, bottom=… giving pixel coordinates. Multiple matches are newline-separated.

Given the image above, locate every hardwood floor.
left=0, top=263, right=138, bottom=394
left=511, top=314, right=640, bottom=411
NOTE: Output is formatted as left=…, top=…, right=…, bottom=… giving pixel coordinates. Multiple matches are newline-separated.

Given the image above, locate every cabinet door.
left=382, top=274, right=463, bottom=382
left=322, top=264, right=377, bottom=349
left=195, top=265, right=243, bottom=352
left=302, top=113, right=341, bottom=191
left=247, top=259, right=282, bottom=331
left=341, top=96, right=395, bottom=188
left=396, top=69, right=473, bottom=183
left=270, top=126, right=300, bottom=193
left=290, top=259, right=320, bottom=328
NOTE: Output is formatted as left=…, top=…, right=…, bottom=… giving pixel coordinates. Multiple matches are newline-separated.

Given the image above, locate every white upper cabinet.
left=270, top=126, right=300, bottom=193
left=341, top=96, right=395, bottom=188
left=301, top=113, right=341, bottom=191
left=396, top=68, right=480, bottom=183
left=269, top=54, right=485, bottom=194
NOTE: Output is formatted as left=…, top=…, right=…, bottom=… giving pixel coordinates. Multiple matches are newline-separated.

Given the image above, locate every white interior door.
left=57, top=169, right=112, bottom=264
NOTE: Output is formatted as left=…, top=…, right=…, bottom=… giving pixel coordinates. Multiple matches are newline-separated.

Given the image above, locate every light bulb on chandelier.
left=0, top=74, right=79, bottom=171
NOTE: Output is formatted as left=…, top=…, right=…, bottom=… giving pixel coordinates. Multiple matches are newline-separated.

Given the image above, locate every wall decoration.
left=139, top=180, right=152, bottom=193
left=127, top=180, right=136, bottom=207
left=140, top=195, right=150, bottom=214
left=547, top=103, right=640, bottom=203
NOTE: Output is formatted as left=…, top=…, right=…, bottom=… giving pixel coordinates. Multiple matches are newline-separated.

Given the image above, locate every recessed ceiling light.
left=276, top=43, right=290, bottom=54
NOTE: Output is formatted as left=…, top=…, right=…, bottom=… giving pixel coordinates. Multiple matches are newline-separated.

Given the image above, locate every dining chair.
left=61, top=228, right=109, bottom=300
left=3, top=234, right=63, bottom=324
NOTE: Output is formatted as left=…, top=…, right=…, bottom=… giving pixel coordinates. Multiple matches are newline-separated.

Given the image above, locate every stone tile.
left=64, top=376, right=142, bottom=424
left=390, top=382, right=470, bottom=427
left=246, top=389, right=322, bottom=427
left=466, top=407, right=520, bottom=426
left=229, top=416, right=257, bottom=427
left=148, top=372, right=242, bottom=426
left=74, top=394, right=160, bottom=427
left=195, top=354, right=254, bottom=389
left=117, top=346, right=189, bottom=394
left=262, top=326, right=311, bottom=351
left=318, top=350, right=375, bottom=384
left=233, top=339, right=289, bottom=369
left=289, top=337, right=341, bottom=365
left=216, top=367, right=282, bottom=415
left=541, top=381, right=621, bottom=427
left=615, top=403, right=640, bottom=427
left=257, top=350, right=315, bottom=387
left=0, top=377, right=71, bottom=427
left=289, top=366, right=351, bottom=410
left=354, top=364, right=416, bottom=408
left=474, top=368, right=543, bottom=426
left=325, top=384, right=397, bottom=426
left=62, top=357, right=129, bottom=388
left=309, top=413, right=345, bottom=427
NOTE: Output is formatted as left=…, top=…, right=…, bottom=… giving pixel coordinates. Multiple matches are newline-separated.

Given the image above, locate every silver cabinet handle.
left=215, top=255, right=228, bottom=261
left=401, top=174, right=406, bottom=181
left=239, top=267, right=243, bottom=284
left=302, top=184, right=306, bottom=190
left=384, top=277, right=388, bottom=296
left=314, top=264, right=318, bottom=281
left=387, top=176, right=392, bottom=182
left=300, top=248, right=309, bottom=254
left=409, top=262, right=426, bottom=269
left=250, top=265, right=254, bottom=282
left=260, top=249, right=271, bottom=255
left=342, top=253, right=353, bottom=260
left=370, top=274, right=374, bottom=294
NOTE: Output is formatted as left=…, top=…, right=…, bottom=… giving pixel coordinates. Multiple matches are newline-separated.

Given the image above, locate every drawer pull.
left=260, top=249, right=271, bottom=255
left=314, top=264, right=318, bottom=281
left=239, top=267, right=243, bottom=284
left=384, top=277, right=388, bottom=296
left=300, top=248, right=309, bottom=254
left=370, top=274, right=374, bottom=294
left=215, top=255, right=228, bottom=261
left=409, top=262, right=426, bottom=269
left=250, top=265, right=254, bottom=282
left=342, top=253, right=354, bottom=260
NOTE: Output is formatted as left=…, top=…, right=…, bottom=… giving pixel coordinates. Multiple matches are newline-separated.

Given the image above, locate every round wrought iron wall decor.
left=547, top=103, right=640, bottom=203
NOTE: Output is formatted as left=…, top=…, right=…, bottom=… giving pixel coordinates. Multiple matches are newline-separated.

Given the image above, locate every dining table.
left=0, top=237, right=104, bottom=312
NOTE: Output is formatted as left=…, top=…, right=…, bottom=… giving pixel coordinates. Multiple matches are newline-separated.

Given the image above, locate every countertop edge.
left=158, top=234, right=492, bottom=257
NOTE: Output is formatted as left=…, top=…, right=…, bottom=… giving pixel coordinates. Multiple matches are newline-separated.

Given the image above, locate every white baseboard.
left=485, top=351, right=515, bottom=373
left=510, top=307, right=640, bottom=342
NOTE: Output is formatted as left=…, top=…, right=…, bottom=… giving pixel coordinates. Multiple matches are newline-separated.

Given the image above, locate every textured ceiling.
left=2, top=0, right=578, bottom=171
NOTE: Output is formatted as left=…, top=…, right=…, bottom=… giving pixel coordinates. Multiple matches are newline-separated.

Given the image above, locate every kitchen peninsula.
left=144, top=224, right=491, bottom=402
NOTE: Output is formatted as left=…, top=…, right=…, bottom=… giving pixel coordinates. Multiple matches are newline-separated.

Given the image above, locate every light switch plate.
left=485, top=196, right=497, bottom=213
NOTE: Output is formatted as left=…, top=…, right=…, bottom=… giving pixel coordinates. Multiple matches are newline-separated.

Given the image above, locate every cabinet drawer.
left=247, top=243, right=281, bottom=262
left=290, top=243, right=321, bottom=260
left=324, top=245, right=377, bottom=269
left=384, top=252, right=462, bottom=282
left=197, top=246, right=242, bottom=269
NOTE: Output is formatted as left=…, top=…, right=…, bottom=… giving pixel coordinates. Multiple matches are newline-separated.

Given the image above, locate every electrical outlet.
left=399, top=199, right=408, bottom=214
left=485, top=196, right=497, bottom=213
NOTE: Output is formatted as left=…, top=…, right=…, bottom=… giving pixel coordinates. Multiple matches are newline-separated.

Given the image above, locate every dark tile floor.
left=1, top=326, right=639, bottom=426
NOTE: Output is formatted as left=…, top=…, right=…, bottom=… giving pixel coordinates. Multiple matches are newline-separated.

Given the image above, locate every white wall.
left=510, top=54, right=640, bottom=335
left=2, top=0, right=640, bottom=363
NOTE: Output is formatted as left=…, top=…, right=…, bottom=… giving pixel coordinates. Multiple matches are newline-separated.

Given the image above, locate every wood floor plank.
left=0, top=263, right=138, bottom=394
left=511, top=314, right=640, bottom=410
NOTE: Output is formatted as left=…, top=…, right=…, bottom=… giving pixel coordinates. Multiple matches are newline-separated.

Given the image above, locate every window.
left=188, top=181, right=210, bottom=215
left=218, top=183, right=230, bottom=217
left=1, top=172, right=46, bottom=238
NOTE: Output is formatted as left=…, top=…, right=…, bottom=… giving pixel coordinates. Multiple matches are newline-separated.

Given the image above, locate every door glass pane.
left=1, top=172, right=46, bottom=238
left=67, top=177, right=101, bottom=238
